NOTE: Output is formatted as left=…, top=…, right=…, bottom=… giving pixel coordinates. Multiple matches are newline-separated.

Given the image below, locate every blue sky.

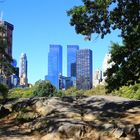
left=0, top=0, right=122, bottom=84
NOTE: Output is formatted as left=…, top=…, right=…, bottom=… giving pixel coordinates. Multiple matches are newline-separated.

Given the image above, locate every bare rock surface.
left=0, top=95, right=140, bottom=140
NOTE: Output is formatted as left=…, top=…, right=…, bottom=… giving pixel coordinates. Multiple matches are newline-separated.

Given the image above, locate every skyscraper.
left=19, top=53, right=28, bottom=87
left=76, top=49, right=92, bottom=90
left=0, top=21, right=14, bottom=57
left=0, top=20, right=14, bottom=86
left=93, top=69, right=102, bottom=87
left=102, top=53, right=112, bottom=74
left=11, top=59, right=19, bottom=87
left=67, top=45, right=79, bottom=77
left=46, top=45, right=62, bottom=89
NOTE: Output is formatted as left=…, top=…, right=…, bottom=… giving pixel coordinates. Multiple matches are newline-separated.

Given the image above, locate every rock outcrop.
left=0, top=95, right=140, bottom=140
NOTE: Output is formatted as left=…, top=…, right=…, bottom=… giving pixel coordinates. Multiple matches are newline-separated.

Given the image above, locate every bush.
left=0, top=83, right=8, bottom=99
left=64, top=85, right=106, bottom=97
left=84, top=85, right=106, bottom=96
left=8, top=87, right=34, bottom=98
left=111, top=83, right=140, bottom=100
left=33, top=80, right=56, bottom=97
left=54, top=90, right=64, bottom=97
left=8, top=80, right=58, bottom=98
left=64, top=87, right=78, bottom=96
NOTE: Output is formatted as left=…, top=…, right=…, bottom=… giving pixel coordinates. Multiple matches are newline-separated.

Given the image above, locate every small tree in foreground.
left=33, top=80, right=56, bottom=97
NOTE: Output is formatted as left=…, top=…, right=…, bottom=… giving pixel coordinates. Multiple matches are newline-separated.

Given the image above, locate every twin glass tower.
left=47, top=45, right=62, bottom=89
left=46, top=45, right=92, bottom=90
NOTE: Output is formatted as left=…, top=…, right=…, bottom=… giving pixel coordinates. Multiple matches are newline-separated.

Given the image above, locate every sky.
left=0, top=0, right=122, bottom=84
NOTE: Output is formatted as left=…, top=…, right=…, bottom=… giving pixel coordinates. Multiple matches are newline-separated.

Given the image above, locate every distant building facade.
left=93, top=69, right=102, bottom=87
left=67, top=45, right=79, bottom=77
left=59, top=74, right=73, bottom=90
left=11, top=59, right=19, bottom=87
left=19, top=53, right=28, bottom=87
left=0, top=21, right=14, bottom=57
left=76, top=49, right=92, bottom=90
left=67, top=45, right=79, bottom=87
left=102, top=53, right=114, bottom=83
left=0, top=20, right=14, bottom=86
left=46, top=45, right=62, bottom=89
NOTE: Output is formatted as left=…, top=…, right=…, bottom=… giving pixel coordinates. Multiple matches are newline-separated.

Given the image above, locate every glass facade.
left=4, top=21, right=14, bottom=57
left=67, top=45, right=79, bottom=77
left=47, top=45, right=62, bottom=89
left=59, top=74, right=73, bottom=90
left=76, top=49, right=92, bottom=90
left=0, top=21, right=14, bottom=87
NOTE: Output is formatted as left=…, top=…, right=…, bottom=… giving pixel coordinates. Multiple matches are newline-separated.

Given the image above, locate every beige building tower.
left=102, top=53, right=114, bottom=84
left=19, top=53, right=28, bottom=87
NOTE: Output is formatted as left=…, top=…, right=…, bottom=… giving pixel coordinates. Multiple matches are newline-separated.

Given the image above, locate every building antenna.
left=0, top=0, right=5, bottom=21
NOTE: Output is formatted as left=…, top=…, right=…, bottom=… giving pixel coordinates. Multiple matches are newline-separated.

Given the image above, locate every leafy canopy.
left=68, top=0, right=140, bottom=92
left=33, top=80, right=57, bottom=97
left=68, top=0, right=139, bottom=39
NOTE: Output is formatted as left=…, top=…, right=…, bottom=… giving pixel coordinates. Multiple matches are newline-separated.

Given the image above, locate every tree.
left=68, top=0, right=139, bottom=38
left=0, top=83, right=8, bottom=99
left=33, top=80, right=57, bottom=97
left=68, top=0, right=140, bottom=92
left=106, top=28, right=140, bottom=92
left=0, top=24, right=15, bottom=84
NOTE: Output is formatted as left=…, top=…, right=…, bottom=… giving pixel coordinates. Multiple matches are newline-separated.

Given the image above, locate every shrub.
left=64, top=85, right=106, bottom=97
left=0, top=83, right=8, bottom=99
left=83, top=85, right=106, bottom=96
left=64, top=87, right=78, bottom=96
left=111, top=83, right=140, bottom=100
left=54, top=90, right=64, bottom=97
left=33, top=80, right=56, bottom=97
left=8, top=87, right=34, bottom=98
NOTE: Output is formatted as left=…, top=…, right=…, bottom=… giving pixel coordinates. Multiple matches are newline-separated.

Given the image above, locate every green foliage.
left=68, top=0, right=139, bottom=39
left=8, top=87, right=34, bottom=98
left=84, top=85, right=106, bottom=96
left=68, top=0, right=140, bottom=92
left=54, top=90, right=64, bottom=97
left=33, top=80, right=56, bottom=97
left=111, top=83, right=140, bottom=100
left=105, top=26, right=140, bottom=92
left=8, top=80, right=59, bottom=98
left=0, top=83, right=8, bottom=99
left=64, top=87, right=78, bottom=96
left=64, top=85, right=106, bottom=96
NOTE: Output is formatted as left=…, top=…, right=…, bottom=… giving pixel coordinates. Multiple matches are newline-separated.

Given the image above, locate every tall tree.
left=67, top=0, right=140, bottom=92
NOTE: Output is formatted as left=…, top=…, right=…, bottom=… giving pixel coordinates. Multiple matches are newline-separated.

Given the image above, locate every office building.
left=67, top=45, right=79, bottom=87
left=93, top=69, right=102, bottom=87
left=59, top=74, right=73, bottom=90
left=0, top=21, right=14, bottom=57
left=19, top=53, right=28, bottom=87
left=76, top=49, right=92, bottom=90
left=46, top=45, right=62, bottom=89
left=0, top=20, right=14, bottom=86
left=102, top=53, right=114, bottom=83
left=11, top=59, right=19, bottom=87
left=67, top=45, right=79, bottom=77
